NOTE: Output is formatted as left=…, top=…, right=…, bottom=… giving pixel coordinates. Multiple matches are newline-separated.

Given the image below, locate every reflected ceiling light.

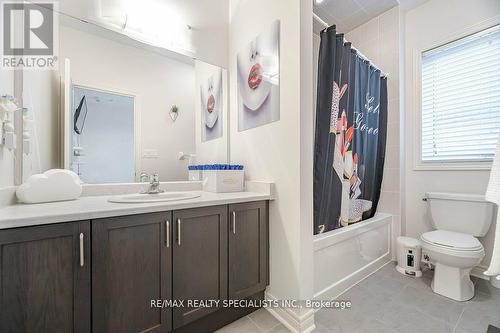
left=98, top=0, right=194, bottom=54
left=315, top=0, right=324, bottom=4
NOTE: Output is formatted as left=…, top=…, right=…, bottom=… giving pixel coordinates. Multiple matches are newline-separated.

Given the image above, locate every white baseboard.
left=471, top=265, right=490, bottom=281
left=265, top=292, right=316, bottom=333
left=313, top=251, right=392, bottom=301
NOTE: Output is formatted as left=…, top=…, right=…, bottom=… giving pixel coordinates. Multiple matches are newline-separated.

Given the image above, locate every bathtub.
left=313, top=213, right=393, bottom=300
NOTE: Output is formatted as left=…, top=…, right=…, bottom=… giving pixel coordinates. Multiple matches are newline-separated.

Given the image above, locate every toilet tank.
left=425, top=192, right=494, bottom=237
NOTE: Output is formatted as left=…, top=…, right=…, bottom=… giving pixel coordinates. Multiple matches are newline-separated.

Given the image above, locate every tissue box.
left=188, top=166, right=202, bottom=181
left=203, top=170, right=244, bottom=193
left=192, top=164, right=244, bottom=193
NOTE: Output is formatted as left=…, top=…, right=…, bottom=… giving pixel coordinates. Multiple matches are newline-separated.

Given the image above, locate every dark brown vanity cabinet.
left=0, top=221, right=91, bottom=333
left=92, top=212, right=172, bottom=333
left=172, top=206, right=228, bottom=329
left=228, top=201, right=269, bottom=299
left=0, top=200, right=269, bottom=333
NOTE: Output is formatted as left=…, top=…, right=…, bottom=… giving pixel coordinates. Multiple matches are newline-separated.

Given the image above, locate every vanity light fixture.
left=99, top=0, right=194, bottom=55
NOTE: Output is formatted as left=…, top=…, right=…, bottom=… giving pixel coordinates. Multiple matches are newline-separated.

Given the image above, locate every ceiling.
left=313, top=0, right=429, bottom=34
left=314, top=0, right=398, bottom=33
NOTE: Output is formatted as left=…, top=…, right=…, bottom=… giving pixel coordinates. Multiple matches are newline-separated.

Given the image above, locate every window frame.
left=413, top=23, right=500, bottom=171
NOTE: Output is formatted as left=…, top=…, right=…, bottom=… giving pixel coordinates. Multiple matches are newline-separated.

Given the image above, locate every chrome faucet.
left=140, top=173, right=164, bottom=194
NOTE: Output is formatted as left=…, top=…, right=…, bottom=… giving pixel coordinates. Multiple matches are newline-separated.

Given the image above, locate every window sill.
left=413, top=162, right=492, bottom=171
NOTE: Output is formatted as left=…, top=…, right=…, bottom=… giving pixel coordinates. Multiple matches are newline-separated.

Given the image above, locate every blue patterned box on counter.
left=188, top=164, right=244, bottom=171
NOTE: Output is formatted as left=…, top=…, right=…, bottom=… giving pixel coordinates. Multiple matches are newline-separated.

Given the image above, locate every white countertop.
left=0, top=191, right=271, bottom=230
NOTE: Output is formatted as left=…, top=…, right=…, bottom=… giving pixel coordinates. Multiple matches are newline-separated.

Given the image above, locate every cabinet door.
left=228, top=201, right=268, bottom=299
left=0, top=221, right=91, bottom=333
left=172, top=206, right=227, bottom=329
left=92, top=212, right=172, bottom=333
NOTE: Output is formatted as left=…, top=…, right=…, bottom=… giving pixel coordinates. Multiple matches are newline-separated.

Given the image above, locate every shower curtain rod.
left=313, top=13, right=388, bottom=78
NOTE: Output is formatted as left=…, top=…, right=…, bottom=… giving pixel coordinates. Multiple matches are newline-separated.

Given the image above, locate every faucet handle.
left=152, top=173, right=160, bottom=183
left=140, top=172, right=149, bottom=182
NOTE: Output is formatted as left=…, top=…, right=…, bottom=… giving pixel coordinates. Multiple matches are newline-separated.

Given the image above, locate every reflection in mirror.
left=51, top=0, right=229, bottom=68
left=0, top=71, right=17, bottom=187
left=21, top=6, right=229, bottom=184
left=70, top=86, right=136, bottom=183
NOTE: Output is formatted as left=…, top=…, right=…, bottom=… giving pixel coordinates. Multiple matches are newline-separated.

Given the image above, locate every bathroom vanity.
left=0, top=1, right=270, bottom=331
left=0, top=193, right=269, bottom=333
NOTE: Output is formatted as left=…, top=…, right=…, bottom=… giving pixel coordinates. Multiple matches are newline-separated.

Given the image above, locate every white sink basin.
left=108, top=192, right=201, bottom=203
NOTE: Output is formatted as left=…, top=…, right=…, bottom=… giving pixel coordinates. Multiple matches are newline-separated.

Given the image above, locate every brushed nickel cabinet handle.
left=166, top=220, right=170, bottom=248
left=79, top=233, right=84, bottom=267
left=177, top=218, right=181, bottom=246
left=232, top=211, right=236, bottom=235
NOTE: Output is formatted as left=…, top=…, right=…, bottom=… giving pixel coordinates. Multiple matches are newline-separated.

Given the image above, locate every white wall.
left=194, top=61, right=228, bottom=164
left=229, top=0, right=315, bottom=329
left=24, top=25, right=197, bottom=181
left=22, top=69, right=59, bottom=177
left=192, top=22, right=229, bottom=69
left=0, top=70, right=15, bottom=188
left=404, top=0, right=500, bottom=267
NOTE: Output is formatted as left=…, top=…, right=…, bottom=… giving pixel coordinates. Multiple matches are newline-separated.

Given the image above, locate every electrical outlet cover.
left=143, top=149, right=159, bottom=158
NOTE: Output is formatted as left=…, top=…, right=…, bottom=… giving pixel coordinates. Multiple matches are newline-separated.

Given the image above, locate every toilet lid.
left=421, top=230, right=483, bottom=251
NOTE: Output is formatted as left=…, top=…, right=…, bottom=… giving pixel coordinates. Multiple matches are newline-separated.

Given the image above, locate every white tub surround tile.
left=313, top=214, right=393, bottom=301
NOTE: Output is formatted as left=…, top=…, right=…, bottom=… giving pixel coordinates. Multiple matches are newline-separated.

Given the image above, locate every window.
left=421, top=25, right=500, bottom=164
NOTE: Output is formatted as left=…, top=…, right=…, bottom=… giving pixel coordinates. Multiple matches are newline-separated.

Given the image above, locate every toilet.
left=421, top=192, right=494, bottom=302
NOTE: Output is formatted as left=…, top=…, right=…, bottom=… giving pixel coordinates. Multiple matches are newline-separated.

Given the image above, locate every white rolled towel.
left=485, top=139, right=500, bottom=279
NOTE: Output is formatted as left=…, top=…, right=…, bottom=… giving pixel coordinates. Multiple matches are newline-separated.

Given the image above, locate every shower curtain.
left=313, top=25, right=388, bottom=235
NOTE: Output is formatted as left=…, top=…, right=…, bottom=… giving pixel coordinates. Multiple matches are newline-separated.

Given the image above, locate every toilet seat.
left=421, top=230, right=483, bottom=252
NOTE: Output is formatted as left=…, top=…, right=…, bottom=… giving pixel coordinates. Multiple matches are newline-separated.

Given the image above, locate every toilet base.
left=431, top=262, right=475, bottom=301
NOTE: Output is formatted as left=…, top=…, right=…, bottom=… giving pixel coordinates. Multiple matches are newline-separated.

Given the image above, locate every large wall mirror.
left=18, top=0, right=230, bottom=184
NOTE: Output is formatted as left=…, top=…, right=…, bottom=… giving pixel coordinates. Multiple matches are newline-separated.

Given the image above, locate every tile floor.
left=216, top=262, right=500, bottom=333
